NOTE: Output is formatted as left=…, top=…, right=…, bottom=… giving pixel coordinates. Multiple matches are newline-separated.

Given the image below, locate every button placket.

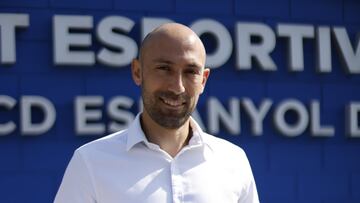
left=170, top=160, right=183, bottom=203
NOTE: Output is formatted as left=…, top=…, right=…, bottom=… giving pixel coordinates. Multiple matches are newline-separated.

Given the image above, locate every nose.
left=167, top=73, right=185, bottom=95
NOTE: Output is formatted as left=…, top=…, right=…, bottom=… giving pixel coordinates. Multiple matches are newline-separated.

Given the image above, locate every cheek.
left=142, top=76, right=162, bottom=91
left=144, top=74, right=169, bottom=89
left=185, top=84, right=204, bottom=98
left=187, top=79, right=204, bottom=91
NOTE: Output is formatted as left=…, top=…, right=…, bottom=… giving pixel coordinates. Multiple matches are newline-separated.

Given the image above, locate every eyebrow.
left=152, top=59, right=174, bottom=64
left=152, top=58, right=203, bottom=70
left=187, top=62, right=202, bottom=69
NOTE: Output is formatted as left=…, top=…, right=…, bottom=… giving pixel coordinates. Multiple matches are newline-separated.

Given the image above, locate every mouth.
left=160, top=97, right=186, bottom=108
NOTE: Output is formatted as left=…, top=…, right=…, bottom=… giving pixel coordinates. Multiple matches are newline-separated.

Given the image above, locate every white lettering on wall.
left=0, top=13, right=29, bottom=64
left=20, top=96, right=56, bottom=135
left=1, top=13, right=359, bottom=74
left=316, top=26, right=332, bottom=73
left=277, top=24, right=315, bottom=72
left=242, top=98, right=272, bottom=136
left=96, top=16, right=137, bottom=67
left=0, top=95, right=16, bottom=135
left=347, top=102, right=360, bottom=137
left=53, top=15, right=95, bottom=65
left=310, top=100, right=335, bottom=137
left=273, top=99, right=309, bottom=137
left=333, top=27, right=360, bottom=74
left=75, top=96, right=105, bottom=135
left=191, top=19, right=233, bottom=69
left=208, top=97, right=240, bottom=135
left=107, top=96, right=135, bottom=133
left=235, top=22, right=277, bottom=71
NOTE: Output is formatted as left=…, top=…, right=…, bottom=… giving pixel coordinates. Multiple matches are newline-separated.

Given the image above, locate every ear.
left=200, top=68, right=210, bottom=93
left=131, top=59, right=142, bottom=86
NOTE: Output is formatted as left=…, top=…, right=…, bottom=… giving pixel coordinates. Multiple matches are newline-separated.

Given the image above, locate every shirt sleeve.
left=54, top=150, right=97, bottom=203
left=238, top=176, right=259, bottom=203
left=238, top=151, right=260, bottom=203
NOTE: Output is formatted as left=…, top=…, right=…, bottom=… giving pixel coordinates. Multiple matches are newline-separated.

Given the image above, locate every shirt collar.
left=189, top=117, right=215, bottom=152
left=126, top=113, right=208, bottom=151
left=188, top=117, right=204, bottom=146
left=126, top=113, right=148, bottom=151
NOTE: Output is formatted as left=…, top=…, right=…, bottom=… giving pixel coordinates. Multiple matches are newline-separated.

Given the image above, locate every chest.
left=89, top=148, right=242, bottom=203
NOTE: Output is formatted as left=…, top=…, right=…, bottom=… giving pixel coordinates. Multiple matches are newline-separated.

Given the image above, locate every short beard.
left=142, top=88, right=195, bottom=129
left=151, top=110, right=190, bottom=129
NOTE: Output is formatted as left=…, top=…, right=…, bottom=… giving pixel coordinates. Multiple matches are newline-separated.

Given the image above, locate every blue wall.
left=1, top=0, right=360, bottom=202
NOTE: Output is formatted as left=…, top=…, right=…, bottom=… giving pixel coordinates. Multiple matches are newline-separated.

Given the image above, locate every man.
left=54, top=23, right=259, bottom=203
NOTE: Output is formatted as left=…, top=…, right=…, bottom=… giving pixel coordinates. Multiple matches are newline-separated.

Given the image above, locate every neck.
left=140, top=112, right=192, bottom=157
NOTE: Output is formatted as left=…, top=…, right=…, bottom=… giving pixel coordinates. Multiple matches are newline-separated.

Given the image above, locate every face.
left=132, top=34, right=210, bottom=129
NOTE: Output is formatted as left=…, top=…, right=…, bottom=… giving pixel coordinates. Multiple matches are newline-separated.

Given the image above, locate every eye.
left=156, top=65, right=170, bottom=71
left=185, top=69, right=200, bottom=75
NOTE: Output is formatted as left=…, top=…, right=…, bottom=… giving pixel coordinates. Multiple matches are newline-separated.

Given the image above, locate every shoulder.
left=201, top=133, right=253, bottom=172
left=202, top=132, right=246, bottom=157
left=202, top=133, right=257, bottom=191
left=75, top=129, right=129, bottom=157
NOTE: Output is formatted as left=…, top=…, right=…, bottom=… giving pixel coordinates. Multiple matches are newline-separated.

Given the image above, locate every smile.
left=161, top=97, right=186, bottom=107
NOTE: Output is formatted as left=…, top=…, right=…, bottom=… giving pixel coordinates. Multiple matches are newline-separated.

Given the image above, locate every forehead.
left=141, top=32, right=206, bottom=66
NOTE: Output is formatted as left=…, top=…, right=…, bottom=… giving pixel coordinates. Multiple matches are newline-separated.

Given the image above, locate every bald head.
left=139, top=23, right=206, bottom=65
left=131, top=23, right=210, bottom=130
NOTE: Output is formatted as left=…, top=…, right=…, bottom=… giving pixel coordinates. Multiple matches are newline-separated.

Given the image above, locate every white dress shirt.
left=54, top=114, right=259, bottom=203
